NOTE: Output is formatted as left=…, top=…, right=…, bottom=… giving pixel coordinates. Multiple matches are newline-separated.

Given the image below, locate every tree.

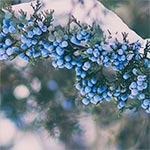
left=0, top=0, right=150, bottom=149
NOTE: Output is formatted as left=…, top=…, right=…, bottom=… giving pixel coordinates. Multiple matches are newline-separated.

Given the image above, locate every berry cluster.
left=18, top=16, right=53, bottom=60
left=50, top=29, right=91, bottom=70
left=0, top=12, right=18, bottom=60
left=0, top=8, right=150, bottom=114
left=129, top=68, right=149, bottom=113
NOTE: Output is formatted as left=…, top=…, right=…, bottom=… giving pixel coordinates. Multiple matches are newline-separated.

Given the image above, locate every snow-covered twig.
left=12, top=0, right=148, bottom=44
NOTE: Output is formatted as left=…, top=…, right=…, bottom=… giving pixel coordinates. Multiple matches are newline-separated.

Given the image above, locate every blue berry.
left=33, top=52, right=41, bottom=58
left=117, top=101, right=126, bottom=109
left=82, top=98, right=90, bottom=105
left=5, top=39, right=12, bottom=46
left=139, top=94, right=145, bottom=100
left=65, top=63, right=73, bottom=69
left=131, top=89, right=138, bottom=96
left=8, top=26, right=16, bottom=33
left=123, top=72, right=130, bottom=80
left=93, top=95, right=102, bottom=103
left=65, top=55, right=71, bottom=62
left=87, top=48, right=93, bottom=54
left=82, top=61, right=91, bottom=71
left=132, top=68, right=138, bottom=75
left=121, top=44, right=127, bottom=51
left=71, top=36, right=80, bottom=45
left=6, top=48, right=14, bottom=55
left=56, top=46, right=64, bottom=56
left=91, top=78, right=97, bottom=84
left=61, top=41, right=68, bottom=48
left=85, top=86, right=92, bottom=93
left=141, top=99, right=150, bottom=109
left=28, top=31, right=34, bottom=38
left=5, top=12, right=12, bottom=19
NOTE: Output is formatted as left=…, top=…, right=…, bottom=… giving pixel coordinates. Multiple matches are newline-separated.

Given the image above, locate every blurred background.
left=0, top=0, right=150, bottom=150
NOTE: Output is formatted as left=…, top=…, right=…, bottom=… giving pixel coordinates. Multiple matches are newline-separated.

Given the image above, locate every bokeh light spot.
left=13, top=84, right=30, bottom=99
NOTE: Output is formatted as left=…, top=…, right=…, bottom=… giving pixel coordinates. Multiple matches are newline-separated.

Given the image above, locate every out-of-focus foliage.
left=132, top=0, right=150, bottom=38
left=98, top=0, right=127, bottom=9
left=99, top=0, right=150, bottom=38
left=0, top=59, right=122, bottom=149
left=117, top=114, right=150, bottom=150
left=0, top=0, right=19, bottom=9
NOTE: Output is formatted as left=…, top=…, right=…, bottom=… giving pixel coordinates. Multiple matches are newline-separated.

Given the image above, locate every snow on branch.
left=11, top=0, right=150, bottom=58
left=12, top=0, right=145, bottom=44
